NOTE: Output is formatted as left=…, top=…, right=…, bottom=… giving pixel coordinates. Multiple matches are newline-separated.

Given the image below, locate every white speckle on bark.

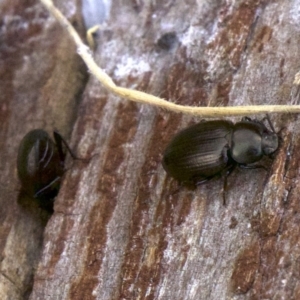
left=114, top=56, right=151, bottom=79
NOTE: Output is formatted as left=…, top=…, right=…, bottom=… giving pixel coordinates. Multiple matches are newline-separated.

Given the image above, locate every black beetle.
left=162, top=116, right=278, bottom=203
left=17, top=129, right=76, bottom=210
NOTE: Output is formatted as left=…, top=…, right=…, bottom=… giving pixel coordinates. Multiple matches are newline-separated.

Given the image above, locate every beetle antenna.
left=265, top=114, right=276, bottom=133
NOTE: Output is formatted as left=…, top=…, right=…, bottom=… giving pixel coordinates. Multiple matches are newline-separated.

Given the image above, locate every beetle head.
left=261, top=131, right=278, bottom=155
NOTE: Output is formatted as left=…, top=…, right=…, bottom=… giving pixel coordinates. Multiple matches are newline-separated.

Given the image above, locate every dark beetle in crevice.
left=17, top=129, right=77, bottom=211
left=162, top=115, right=279, bottom=203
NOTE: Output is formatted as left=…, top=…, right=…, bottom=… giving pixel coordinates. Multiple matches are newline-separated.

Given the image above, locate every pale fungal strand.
left=86, top=25, right=101, bottom=50
left=293, top=72, right=300, bottom=85
left=39, top=0, right=300, bottom=117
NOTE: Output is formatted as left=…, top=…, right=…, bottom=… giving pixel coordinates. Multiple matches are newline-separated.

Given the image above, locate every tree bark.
left=0, top=0, right=86, bottom=299
left=1, top=0, right=300, bottom=300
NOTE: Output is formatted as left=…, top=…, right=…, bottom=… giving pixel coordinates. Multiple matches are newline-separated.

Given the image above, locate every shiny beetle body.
left=162, top=116, right=278, bottom=186
left=17, top=129, right=74, bottom=208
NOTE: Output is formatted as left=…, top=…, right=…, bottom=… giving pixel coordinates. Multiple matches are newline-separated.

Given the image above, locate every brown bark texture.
left=1, top=0, right=300, bottom=300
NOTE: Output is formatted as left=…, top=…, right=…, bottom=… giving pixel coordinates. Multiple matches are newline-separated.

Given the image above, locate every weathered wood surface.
left=1, top=0, right=300, bottom=299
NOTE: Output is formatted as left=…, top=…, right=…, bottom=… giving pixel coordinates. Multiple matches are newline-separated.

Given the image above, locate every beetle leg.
left=53, top=131, right=92, bottom=165
left=53, top=131, right=78, bottom=163
left=261, top=114, right=276, bottom=133
left=238, top=164, right=268, bottom=171
left=34, top=176, right=61, bottom=198
left=222, top=164, right=236, bottom=205
left=194, top=177, right=211, bottom=185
